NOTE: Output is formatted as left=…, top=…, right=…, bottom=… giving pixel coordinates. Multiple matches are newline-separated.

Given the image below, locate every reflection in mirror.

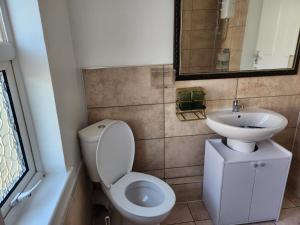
left=177, top=0, right=300, bottom=77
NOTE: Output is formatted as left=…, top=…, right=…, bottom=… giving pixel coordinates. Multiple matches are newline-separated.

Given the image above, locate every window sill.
left=4, top=165, right=81, bottom=225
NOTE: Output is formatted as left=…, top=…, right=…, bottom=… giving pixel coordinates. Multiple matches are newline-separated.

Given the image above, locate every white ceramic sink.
left=206, top=108, right=288, bottom=153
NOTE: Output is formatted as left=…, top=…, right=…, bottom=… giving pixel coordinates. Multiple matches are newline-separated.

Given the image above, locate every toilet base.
left=110, top=206, right=160, bottom=225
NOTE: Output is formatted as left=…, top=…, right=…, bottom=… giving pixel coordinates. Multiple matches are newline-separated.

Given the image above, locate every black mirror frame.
left=174, top=0, right=300, bottom=81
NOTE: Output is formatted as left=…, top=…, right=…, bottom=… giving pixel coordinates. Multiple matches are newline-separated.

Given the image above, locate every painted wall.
left=38, top=0, right=87, bottom=169
left=7, top=0, right=66, bottom=172
left=7, top=0, right=88, bottom=171
left=67, top=0, right=174, bottom=68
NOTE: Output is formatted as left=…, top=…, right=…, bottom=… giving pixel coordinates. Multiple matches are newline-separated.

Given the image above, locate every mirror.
left=174, top=0, right=300, bottom=80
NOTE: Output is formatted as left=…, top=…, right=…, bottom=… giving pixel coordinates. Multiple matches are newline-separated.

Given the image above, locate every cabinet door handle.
left=259, top=162, right=266, bottom=167
left=251, top=162, right=259, bottom=168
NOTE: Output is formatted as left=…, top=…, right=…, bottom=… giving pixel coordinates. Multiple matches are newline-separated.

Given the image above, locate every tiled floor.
left=93, top=192, right=300, bottom=225
left=162, top=194, right=300, bottom=225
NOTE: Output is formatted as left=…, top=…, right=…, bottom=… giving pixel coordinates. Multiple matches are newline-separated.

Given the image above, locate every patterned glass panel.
left=0, top=71, right=27, bottom=205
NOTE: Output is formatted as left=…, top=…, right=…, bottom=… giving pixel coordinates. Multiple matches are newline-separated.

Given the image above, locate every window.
left=0, top=0, right=36, bottom=217
left=0, top=70, right=28, bottom=205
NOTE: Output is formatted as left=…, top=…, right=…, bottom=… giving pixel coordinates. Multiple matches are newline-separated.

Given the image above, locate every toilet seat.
left=109, top=172, right=176, bottom=218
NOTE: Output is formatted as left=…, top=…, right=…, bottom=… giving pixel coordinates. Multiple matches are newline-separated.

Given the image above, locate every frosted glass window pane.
left=0, top=71, right=28, bottom=205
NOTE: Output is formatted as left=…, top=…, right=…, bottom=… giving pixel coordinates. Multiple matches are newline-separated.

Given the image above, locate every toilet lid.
left=96, top=120, right=135, bottom=188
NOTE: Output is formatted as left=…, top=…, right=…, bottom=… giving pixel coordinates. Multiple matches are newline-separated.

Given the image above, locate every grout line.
left=186, top=201, right=196, bottom=222
left=87, top=95, right=300, bottom=110
left=163, top=65, right=166, bottom=179
left=238, top=93, right=300, bottom=100
left=88, top=102, right=164, bottom=110
left=235, top=78, right=239, bottom=98
left=290, top=113, right=300, bottom=154
left=164, top=133, right=217, bottom=139
left=162, top=93, right=300, bottom=106
left=165, top=164, right=204, bottom=170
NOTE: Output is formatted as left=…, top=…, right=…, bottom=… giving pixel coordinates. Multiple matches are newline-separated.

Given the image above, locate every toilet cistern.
left=78, top=120, right=175, bottom=225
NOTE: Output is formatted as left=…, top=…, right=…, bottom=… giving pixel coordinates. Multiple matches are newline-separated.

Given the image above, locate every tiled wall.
left=181, top=0, right=249, bottom=73
left=180, top=0, right=219, bottom=73
left=288, top=114, right=300, bottom=197
left=83, top=65, right=300, bottom=202
left=220, top=0, right=249, bottom=70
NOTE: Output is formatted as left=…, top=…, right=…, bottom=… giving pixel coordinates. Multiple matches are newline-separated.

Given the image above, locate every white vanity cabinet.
left=203, top=139, right=292, bottom=225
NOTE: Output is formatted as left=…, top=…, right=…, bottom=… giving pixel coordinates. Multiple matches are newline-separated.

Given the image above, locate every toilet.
left=78, top=119, right=176, bottom=225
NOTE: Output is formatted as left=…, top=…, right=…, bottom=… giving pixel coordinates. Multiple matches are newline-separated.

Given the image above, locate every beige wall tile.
left=191, top=10, right=217, bottom=30
left=190, top=30, right=215, bottom=49
left=165, top=100, right=232, bottom=137
left=288, top=160, right=300, bottom=194
left=237, top=74, right=300, bottom=98
left=181, top=50, right=191, bottom=68
left=188, top=66, right=215, bottom=73
left=164, top=65, right=237, bottom=102
left=88, top=104, right=164, bottom=140
left=240, top=96, right=300, bottom=127
left=182, top=31, right=191, bottom=50
left=171, top=181, right=203, bottom=202
left=192, top=0, right=218, bottom=10
left=166, top=176, right=202, bottom=185
left=183, top=0, right=193, bottom=10
left=272, top=128, right=296, bottom=151
left=229, top=0, right=249, bottom=27
left=134, top=138, right=164, bottom=171
left=165, top=135, right=213, bottom=168
left=162, top=203, right=194, bottom=225
left=165, top=103, right=209, bottom=137
left=83, top=66, right=163, bottom=108
left=229, top=50, right=242, bottom=71
left=183, top=11, right=192, bottom=31
left=190, top=49, right=214, bottom=67
left=229, top=26, right=246, bottom=51
left=292, top=127, right=300, bottom=162
left=165, top=166, right=204, bottom=178
left=144, top=169, right=165, bottom=179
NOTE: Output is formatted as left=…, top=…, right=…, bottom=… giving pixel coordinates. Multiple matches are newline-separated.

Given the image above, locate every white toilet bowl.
left=79, top=120, right=176, bottom=225
left=109, top=172, right=175, bottom=224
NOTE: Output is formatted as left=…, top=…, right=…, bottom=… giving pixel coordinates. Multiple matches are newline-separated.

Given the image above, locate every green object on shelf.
left=191, top=90, right=206, bottom=110
left=175, top=87, right=207, bottom=121
left=178, top=90, right=192, bottom=110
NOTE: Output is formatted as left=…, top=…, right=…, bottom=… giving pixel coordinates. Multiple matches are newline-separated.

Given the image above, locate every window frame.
left=0, top=62, right=36, bottom=216
left=0, top=0, right=39, bottom=217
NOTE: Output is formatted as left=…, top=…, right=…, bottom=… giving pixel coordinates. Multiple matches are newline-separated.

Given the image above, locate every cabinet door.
left=220, top=163, right=256, bottom=225
left=249, top=158, right=290, bottom=221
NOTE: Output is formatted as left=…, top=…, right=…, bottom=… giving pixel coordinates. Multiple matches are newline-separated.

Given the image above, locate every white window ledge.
left=4, top=165, right=81, bottom=225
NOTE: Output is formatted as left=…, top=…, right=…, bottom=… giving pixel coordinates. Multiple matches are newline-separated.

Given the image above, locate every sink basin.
left=206, top=108, right=288, bottom=153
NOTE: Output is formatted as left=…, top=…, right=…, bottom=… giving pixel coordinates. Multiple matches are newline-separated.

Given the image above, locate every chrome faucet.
left=232, top=99, right=243, bottom=112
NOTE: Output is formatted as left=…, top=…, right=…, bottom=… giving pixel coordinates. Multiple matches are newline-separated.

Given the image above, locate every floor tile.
left=162, top=203, right=194, bottom=225
left=275, top=208, right=300, bottom=225
left=188, top=201, right=210, bottom=221
left=285, top=189, right=300, bottom=207
left=171, top=182, right=202, bottom=202
left=247, top=222, right=275, bottom=225
left=195, top=220, right=213, bottom=225
left=282, top=197, right=296, bottom=209
left=173, top=222, right=195, bottom=225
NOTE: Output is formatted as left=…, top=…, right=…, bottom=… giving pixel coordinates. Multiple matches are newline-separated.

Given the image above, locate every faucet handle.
left=233, top=99, right=240, bottom=105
